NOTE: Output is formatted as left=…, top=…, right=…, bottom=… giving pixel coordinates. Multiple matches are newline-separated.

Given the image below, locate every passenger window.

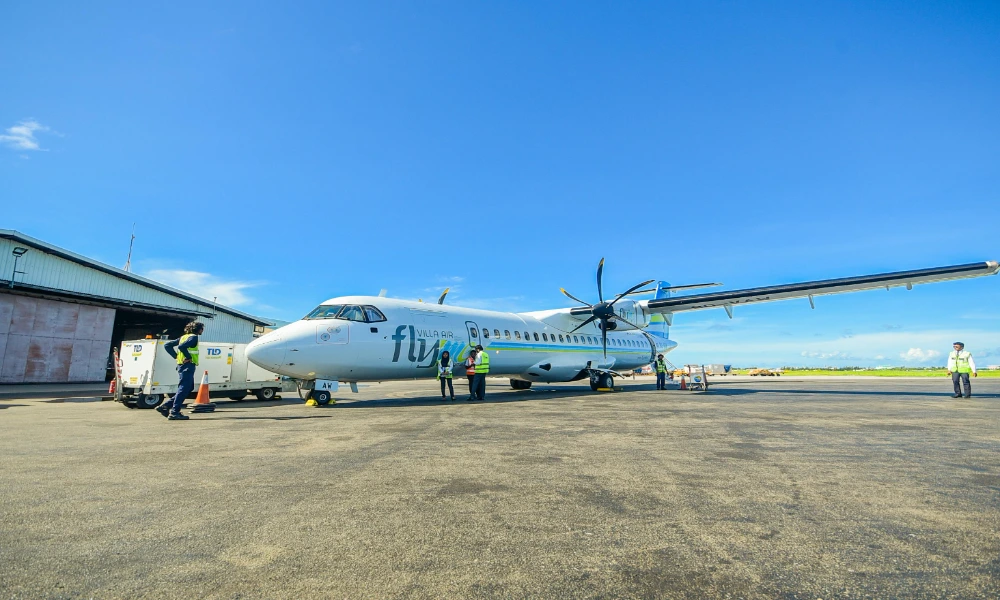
left=542, top=333, right=548, bottom=341
left=573, top=335, right=579, bottom=343
left=339, top=305, right=365, bottom=322
left=559, top=334, right=564, bottom=343
left=304, top=304, right=344, bottom=320
left=494, top=329, right=500, bottom=338
left=483, top=328, right=490, bottom=339
left=524, top=331, right=529, bottom=340
left=515, top=331, right=521, bottom=340
left=504, top=330, right=511, bottom=340
left=470, top=328, right=478, bottom=339
left=363, top=306, right=386, bottom=323
left=533, top=332, right=539, bottom=341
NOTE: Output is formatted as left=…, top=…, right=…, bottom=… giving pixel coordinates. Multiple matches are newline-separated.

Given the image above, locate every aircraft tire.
left=313, top=390, right=332, bottom=405
left=509, top=379, right=532, bottom=390
left=599, top=374, right=614, bottom=390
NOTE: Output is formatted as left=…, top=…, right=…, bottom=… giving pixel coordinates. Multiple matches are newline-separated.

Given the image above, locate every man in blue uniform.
left=159, top=321, right=204, bottom=420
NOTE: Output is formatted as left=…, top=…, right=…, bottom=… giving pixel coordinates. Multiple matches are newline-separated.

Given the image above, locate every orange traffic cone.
left=190, top=370, right=216, bottom=413
left=679, top=374, right=687, bottom=390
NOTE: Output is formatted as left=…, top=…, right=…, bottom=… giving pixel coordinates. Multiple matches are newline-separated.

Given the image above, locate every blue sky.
left=2, top=1, right=998, bottom=367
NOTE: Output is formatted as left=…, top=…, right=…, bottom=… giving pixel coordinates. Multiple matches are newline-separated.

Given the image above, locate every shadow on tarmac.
left=0, top=403, right=29, bottom=410
left=707, top=387, right=999, bottom=399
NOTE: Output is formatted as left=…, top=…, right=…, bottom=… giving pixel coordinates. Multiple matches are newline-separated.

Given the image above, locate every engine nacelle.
left=610, top=299, right=644, bottom=330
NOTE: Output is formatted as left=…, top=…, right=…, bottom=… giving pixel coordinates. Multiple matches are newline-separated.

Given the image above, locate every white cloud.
left=899, top=348, right=941, bottom=362
left=0, top=119, right=51, bottom=151
left=800, top=350, right=858, bottom=360
left=144, top=269, right=259, bottom=307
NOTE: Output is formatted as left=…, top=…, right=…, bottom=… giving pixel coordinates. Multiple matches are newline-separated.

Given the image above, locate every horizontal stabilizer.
left=623, top=282, right=723, bottom=296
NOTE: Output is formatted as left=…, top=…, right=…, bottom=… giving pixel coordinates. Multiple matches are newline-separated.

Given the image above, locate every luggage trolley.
left=683, top=365, right=709, bottom=391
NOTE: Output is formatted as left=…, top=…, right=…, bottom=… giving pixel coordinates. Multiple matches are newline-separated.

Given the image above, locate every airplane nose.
left=246, top=333, right=287, bottom=371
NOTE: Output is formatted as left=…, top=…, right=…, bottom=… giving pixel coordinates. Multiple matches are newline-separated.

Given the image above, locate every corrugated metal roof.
left=0, top=229, right=271, bottom=326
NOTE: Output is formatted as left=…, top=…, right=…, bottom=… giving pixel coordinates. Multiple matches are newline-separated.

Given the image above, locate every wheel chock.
left=597, top=387, right=614, bottom=392
left=305, top=398, right=319, bottom=407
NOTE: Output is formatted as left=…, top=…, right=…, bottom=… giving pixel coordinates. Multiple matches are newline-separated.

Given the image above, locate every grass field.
left=733, top=369, right=1000, bottom=378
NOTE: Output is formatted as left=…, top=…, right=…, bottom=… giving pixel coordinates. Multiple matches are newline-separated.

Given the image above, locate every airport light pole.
left=10, top=247, right=28, bottom=288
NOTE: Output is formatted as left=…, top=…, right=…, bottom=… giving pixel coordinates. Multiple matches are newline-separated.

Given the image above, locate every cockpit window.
left=304, top=304, right=344, bottom=320
left=338, top=305, right=366, bottom=322
left=363, top=306, right=386, bottom=322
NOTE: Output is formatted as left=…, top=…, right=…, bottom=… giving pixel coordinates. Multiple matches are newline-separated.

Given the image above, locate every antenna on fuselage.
left=378, top=289, right=387, bottom=297
left=437, top=288, right=449, bottom=305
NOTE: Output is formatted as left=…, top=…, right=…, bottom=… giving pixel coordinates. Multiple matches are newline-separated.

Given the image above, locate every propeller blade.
left=559, top=288, right=593, bottom=307
left=601, top=325, right=608, bottom=358
left=569, top=315, right=598, bottom=333
left=596, top=258, right=605, bottom=303
left=610, top=279, right=655, bottom=306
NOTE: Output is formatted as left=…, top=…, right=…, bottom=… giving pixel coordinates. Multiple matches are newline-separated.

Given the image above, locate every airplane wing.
left=641, top=261, right=999, bottom=317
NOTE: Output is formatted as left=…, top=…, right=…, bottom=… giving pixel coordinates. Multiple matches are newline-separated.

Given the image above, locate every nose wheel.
left=298, top=383, right=334, bottom=406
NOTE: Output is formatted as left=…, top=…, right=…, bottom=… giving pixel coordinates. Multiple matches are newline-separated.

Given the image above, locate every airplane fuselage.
left=246, top=296, right=677, bottom=385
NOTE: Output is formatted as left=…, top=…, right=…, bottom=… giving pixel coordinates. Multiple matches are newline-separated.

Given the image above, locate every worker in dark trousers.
left=436, top=350, right=455, bottom=401
left=947, top=341, right=977, bottom=398
left=473, top=344, right=490, bottom=401
left=465, top=349, right=477, bottom=400
left=655, top=354, right=668, bottom=390
left=160, top=321, right=204, bottom=420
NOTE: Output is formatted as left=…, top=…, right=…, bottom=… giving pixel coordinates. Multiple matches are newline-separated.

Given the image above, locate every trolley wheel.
left=312, top=390, right=332, bottom=405
left=229, top=393, right=248, bottom=401
left=135, top=394, right=163, bottom=410
left=254, top=387, right=277, bottom=401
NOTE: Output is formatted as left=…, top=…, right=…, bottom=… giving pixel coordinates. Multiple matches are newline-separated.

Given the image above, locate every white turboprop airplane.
left=246, top=259, right=999, bottom=403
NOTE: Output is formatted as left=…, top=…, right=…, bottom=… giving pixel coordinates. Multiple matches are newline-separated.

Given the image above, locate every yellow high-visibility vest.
left=951, top=350, right=972, bottom=373
left=176, top=334, right=199, bottom=365
left=475, top=351, right=490, bottom=374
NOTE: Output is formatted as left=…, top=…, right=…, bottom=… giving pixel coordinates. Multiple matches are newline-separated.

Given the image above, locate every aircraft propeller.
left=560, top=258, right=654, bottom=358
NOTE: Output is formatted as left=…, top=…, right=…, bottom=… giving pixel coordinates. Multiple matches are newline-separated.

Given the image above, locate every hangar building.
left=0, top=230, right=270, bottom=384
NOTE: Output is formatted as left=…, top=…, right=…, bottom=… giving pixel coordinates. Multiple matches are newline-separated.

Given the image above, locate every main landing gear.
left=589, top=372, right=615, bottom=391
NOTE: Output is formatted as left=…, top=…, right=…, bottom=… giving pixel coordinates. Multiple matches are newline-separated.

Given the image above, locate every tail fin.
left=647, top=281, right=670, bottom=338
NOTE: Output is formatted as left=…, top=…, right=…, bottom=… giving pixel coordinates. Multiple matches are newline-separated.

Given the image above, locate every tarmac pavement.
left=1, top=376, right=999, bottom=599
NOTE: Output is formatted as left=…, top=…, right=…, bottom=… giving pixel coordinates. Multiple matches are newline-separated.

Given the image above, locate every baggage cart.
left=114, top=339, right=297, bottom=409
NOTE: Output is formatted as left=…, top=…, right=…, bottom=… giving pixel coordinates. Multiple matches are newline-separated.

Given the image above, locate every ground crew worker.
left=655, top=354, right=668, bottom=390
left=465, top=349, right=477, bottom=400
left=947, top=342, right=977, bottom=398
left=160, top=321, right=204, bottom=420
left=437, top=350, right=455, bottom=401
left=473, top=344, right=490, bottom=401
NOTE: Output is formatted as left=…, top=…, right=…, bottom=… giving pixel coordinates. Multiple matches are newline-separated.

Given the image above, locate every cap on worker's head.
left=953, top=341, right=965, bottom=347
left=475, top=344, right=484, bottom=351
left=657, top=354, right=663, bottom=358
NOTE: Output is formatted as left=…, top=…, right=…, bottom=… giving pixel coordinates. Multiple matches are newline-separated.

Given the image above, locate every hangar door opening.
left=107, top=309, right=194, bottom=381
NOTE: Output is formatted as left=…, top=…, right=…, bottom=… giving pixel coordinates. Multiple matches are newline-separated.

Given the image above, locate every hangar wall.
left=0, top=295, right=115, bottom=383
left=0, top=230, right=270, bottom=384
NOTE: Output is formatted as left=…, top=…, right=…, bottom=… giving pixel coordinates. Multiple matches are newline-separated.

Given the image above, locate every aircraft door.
left=465, top=321, right=480, bottom=348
